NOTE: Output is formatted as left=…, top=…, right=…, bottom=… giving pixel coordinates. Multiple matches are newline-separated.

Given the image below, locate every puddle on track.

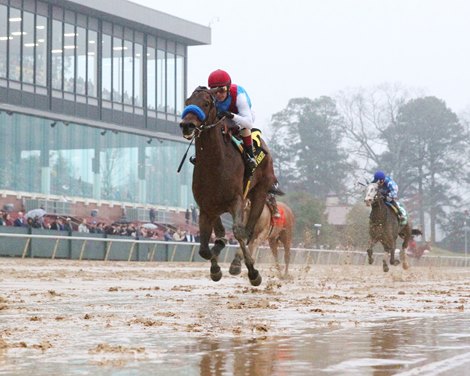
left=0, top=259, right=469, bottom=375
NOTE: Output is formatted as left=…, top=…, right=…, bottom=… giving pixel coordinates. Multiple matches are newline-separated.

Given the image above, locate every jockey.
left=208, top=69, right=257, bottom=170
left=208, top=69, right=280, bottom=218
left=372, top=170, right=405, bottom=222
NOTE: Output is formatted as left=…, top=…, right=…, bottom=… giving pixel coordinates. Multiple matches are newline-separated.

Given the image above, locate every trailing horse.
left=229, top=201, right=295, bottom=277
left=179, top=86, right=278, bottom=286
left=364, top=182, right=422, bottom=272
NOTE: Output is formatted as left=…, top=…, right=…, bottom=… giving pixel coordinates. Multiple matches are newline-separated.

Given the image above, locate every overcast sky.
left=132, top=0, right=470, bottom=129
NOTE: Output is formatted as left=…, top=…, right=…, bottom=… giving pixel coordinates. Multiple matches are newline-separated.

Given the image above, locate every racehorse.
left=229, top=201, right=295, bottom=277
left=179, top=86, right=279, bottom=286
left=364, top=182, right=422, bottom=272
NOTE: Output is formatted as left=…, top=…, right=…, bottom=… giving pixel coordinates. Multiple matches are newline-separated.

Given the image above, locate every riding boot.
left=242, top=143, right=257, bottom=171
left=392, top=201, right=404, bottom=222
left=267, top=193, right=281, bottom=219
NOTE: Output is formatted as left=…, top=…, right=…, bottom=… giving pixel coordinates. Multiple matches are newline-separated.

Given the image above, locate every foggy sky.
left=131, top=0, right=470, bottom=129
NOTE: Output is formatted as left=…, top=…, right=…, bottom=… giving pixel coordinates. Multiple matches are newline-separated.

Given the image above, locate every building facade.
left=0, top=0, right=210, bottom=210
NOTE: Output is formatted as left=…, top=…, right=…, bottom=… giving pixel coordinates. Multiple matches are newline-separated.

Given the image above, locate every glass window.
left=22, top=11, right=34, bottom=84
left=87, top=30, right=97, bottom=97
left=0, top=5, right=7, bottom=78
left=8, top=7, right=22, bottom=81
left=156, top=49, right=165, bottom=112
left=146, top=46, right=156, bottom=110
left=101, top=33, right=111, bottom=100
left=35, top=15, right=47, bottom=87
left=134, top=42, right=143, bottom=107
left=176, top=54, right=184, bottom=115
left=63, top=23, right=75, bottom=93
left=166, top=52, right=175, bottom=114
left=123, top=39, right=132, bottom=105
left=112, top=37, right=122, bottom=103
left=76, top=26, right=86, bottom=95
left=51, top=19, right=63, bottom=90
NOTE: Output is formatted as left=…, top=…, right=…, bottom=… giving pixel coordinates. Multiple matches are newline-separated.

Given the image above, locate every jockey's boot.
left=189, top=155, right=196, bottom=165
left=267, top=193, right=281, bottom=219
left=391, top=201, right=404, bottom=222
left=243, top=144, right=257, bottom=171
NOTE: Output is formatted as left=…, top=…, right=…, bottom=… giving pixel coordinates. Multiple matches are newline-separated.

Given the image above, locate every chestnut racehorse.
left=230, top=201, right=294, bottom=277
left=179, top=86, right=279, bottom=286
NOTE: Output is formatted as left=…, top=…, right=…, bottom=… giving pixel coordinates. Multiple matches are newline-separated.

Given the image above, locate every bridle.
left=180, top=86, right=226, bottom=139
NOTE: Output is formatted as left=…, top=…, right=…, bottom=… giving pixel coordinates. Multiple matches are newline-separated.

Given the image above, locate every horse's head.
left=364, top=183, right=379, bottom=207
left=179, top=86, right=217, bottom=140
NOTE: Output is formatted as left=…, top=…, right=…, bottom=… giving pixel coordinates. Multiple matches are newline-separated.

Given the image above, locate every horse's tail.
left=268, top=184, right=285, bottom=196
left=411, top=229, right=422, bottom=236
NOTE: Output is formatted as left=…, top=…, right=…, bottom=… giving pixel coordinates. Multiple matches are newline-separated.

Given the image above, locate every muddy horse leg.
left=399, top=227, right=410, bottom=270
left=366, top=239, right=377, bottom=265
left=268, top=237, right=280, bottom=272
left=209, top=217, right=226, bottom=282
left=198, top=210, right=213, bottom=261
left=229, top=248, right=243, bottom=275
left=279, top=231, right=290, bottom=276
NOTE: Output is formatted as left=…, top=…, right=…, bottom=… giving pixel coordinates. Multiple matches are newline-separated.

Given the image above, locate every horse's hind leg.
left=229, top=248, right=243, bottom=275
left=268, top=237, right=281, bottom=273
left=238, top=239, right=261, bottom=286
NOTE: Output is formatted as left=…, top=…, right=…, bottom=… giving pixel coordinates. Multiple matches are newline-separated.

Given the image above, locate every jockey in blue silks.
left=372, top=170, right=406, bottom=223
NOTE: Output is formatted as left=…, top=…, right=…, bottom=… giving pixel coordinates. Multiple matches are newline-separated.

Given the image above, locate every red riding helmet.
left=208, top=69, right=231, bottom=88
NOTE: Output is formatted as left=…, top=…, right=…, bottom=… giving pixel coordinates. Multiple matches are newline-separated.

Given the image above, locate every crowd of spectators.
left=0, top=208, right=203, bottom=243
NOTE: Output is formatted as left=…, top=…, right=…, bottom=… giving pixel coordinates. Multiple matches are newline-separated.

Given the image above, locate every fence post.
left=127, top=242, right=136, bottom=262
left=149, top=243, right=157, bottom=261
left=51, top=239, right=60, bottom=259
left=21, top=238, right=31, bottom=259
left=79, top=239, right=88, bottom=261
left=104, top=241, right=113, bottom=261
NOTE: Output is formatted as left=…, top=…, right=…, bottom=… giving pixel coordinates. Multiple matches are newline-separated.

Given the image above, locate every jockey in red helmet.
left=208, top=69, right=257, bottom=170
left=208, top=69, right=280, bottom=218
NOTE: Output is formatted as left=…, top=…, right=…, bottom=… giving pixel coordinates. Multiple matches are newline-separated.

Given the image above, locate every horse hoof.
left=210, top=266, right=222, bottom=282
left=383, top=265, right=389, bottom=272
left=249, top=271, right=262, bottom=286
left=393, top=260, right=400, bottom=266
left=402, top=262, right=410, bottom=270
left=199, top=248, right=212, bottom=260
left=229, top=263, right=242, bottom=275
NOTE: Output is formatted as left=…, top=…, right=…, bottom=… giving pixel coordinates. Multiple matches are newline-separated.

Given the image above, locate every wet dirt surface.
left=0, top=258, right=469, bottom=375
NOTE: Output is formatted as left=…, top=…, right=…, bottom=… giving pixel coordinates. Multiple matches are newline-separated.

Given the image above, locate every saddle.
left=228, top=128, right=267, bottom=169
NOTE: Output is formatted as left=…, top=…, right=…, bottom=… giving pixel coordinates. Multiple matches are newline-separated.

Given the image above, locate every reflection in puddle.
left=2, top=315, right=469, bottom=375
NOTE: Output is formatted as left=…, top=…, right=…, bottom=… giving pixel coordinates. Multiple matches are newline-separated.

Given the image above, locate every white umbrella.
left=25, top=208, right=47, bottom=219
left=142, top=223, right=158, bottom=230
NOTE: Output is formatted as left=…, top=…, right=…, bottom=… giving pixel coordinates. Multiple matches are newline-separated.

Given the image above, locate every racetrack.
left=0, top=258, right=469, bottom=375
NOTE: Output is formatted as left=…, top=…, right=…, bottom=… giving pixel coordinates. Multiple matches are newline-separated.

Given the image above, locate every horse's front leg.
left=400, top=232, right=410, bottom=270
left=208, top=216, right=226, bottom=282
left=366, top=238, right=377, bottom=265
left=198, top=210, right=213, bottom=261
left=279, top=231, right=291, bottom=277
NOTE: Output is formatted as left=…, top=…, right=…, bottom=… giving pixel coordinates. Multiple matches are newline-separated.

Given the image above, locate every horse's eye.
left=203, top=101, right=210, bottom=108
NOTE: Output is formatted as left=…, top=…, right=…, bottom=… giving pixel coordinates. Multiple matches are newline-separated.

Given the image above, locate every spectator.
left=78, top=219, right=89, bottom=233
left=173, top=227, right=185, bottom=242
left=0, top=211, right=5, bottom=226
left=50, top=217, right=60, bottom=230
left=194, top=231, right=200, bottom=242
left=63, top=218, right=73, bottom=232
left=149, top=208, right=156, bottom=223
left=185, top=231, right=195, bottom=242
left=185, top=209, right=190, bottom=225
left=14, top=212, right=26, bottom=227
left=191, top=204, right=198, bottom=225
left=164, top=229, right=173, bottom=241
left=3, top=213, right=13, bottom=226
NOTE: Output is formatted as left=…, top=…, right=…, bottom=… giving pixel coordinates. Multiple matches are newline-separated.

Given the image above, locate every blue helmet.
left=372, top=170, right=386, bottom=183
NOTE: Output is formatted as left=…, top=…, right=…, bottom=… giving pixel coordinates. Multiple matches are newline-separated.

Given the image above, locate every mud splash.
left=0, top=259, right=469, bottom=375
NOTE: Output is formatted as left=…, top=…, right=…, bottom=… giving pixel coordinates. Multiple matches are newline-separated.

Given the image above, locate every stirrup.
left=245, top=155, right=257, bottom=170
left=273, top=212, right=281, bottom=219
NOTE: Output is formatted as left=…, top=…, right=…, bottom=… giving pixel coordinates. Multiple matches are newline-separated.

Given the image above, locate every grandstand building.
left=0, top=0, right=210, bottom=220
